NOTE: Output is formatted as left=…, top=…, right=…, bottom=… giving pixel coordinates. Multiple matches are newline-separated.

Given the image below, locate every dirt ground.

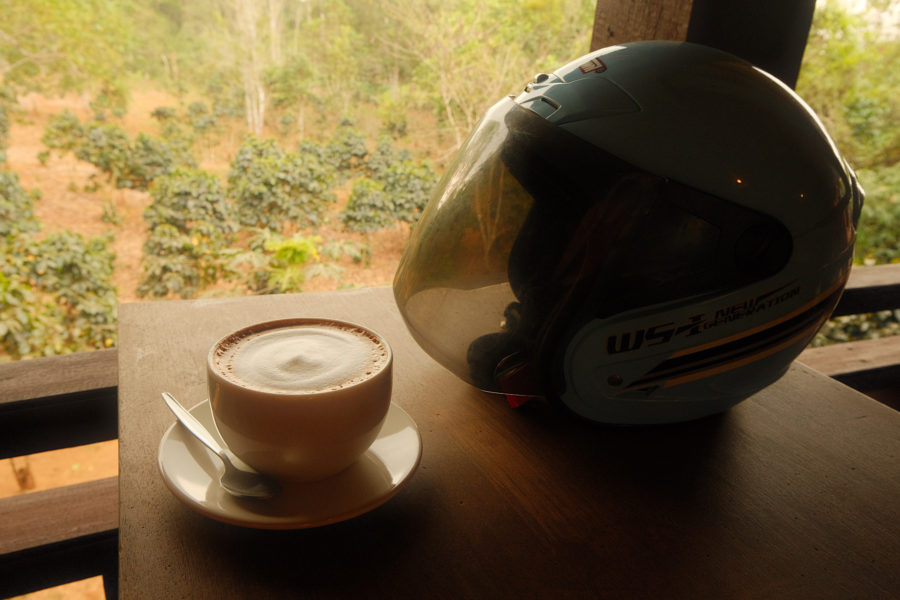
left=1, top=90, right=417, bottom=599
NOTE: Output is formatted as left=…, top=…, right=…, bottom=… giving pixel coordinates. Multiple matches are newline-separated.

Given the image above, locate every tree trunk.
left=234, top=0, right=266, bottom=135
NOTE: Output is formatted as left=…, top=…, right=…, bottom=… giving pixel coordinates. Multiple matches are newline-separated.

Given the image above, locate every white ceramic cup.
left=207, top=318, right=393, bottom=482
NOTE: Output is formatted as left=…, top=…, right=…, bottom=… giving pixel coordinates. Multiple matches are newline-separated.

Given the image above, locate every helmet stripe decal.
left=623, top=283, right=844, bottom=392
left=668, top=275, right=848, bottom=359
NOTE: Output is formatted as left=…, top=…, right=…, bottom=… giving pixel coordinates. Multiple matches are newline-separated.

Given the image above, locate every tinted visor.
left=393, top=97, right=790, bottom=396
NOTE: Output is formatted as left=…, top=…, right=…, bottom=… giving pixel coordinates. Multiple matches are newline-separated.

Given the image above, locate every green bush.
left=854, top=164, right=900, bottom=265
left=140, top=224, right=211, bottom=298
left=0, top=107, right=8, bottom=164
left=140, top=169, right=236, bottom=298
left=227, top=136, right=335, bottom=231
left=74, top=122, right=132, bottom=179
left=341, top=178, right=391, bottom=232
left=0, top=170, right=39, bottom=235
left=187, top=101, right=217, bottom=134
left=120, top=133, right=177, bottom=189
left=43, top=111, right=195, bottom=191
left=341, top=145, right=437, bottom=232
left=1, top=224, right=117, bottom=359
left=325, top=122, right=368, bottom=178
left=150, top=106, right=177, bottom=122
left=380, top=158, right=437, bottom=224
left=144, top=168, right=233, bottom=233
left=233, top=232, right=363, bottom=294
left=41, top=110, right=85, bottom=152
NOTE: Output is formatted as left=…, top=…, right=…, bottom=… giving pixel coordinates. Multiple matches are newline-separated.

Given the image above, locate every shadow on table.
left=180, top=394, right=743, bottom=596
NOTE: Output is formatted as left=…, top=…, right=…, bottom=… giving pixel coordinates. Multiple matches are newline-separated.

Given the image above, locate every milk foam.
left=216, top=324, right=386, bottom=393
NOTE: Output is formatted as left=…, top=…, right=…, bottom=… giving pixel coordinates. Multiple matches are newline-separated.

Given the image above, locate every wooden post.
left=591, top=0, right=693, bottom=49
left=591, top=0, right=817, bottom=88
left=686, top=0, right=816, bottom=88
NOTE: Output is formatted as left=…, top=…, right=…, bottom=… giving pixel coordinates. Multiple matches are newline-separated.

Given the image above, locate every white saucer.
left=157, top=400, right=422, bottom=529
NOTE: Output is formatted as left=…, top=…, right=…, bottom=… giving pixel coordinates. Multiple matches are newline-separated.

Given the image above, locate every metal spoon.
left=162, top=392, right=280, bottom=500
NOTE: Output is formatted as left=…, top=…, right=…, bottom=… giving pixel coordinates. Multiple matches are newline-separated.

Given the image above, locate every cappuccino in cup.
left=207, top=318, right=393, bottom=482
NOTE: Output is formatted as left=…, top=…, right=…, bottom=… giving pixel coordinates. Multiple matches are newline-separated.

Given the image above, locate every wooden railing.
left=0, top=349, right=119, bottom=599
left=0, top=265, right=899, bottom=598
left=798, top=264, right=900, bottom=411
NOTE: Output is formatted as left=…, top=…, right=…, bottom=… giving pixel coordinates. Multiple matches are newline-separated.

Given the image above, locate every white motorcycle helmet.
left=393, top=41, right=863, bottom=424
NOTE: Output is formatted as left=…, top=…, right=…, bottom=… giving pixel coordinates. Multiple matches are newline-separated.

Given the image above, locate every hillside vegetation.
left=0, top=0, right=898, bottom=360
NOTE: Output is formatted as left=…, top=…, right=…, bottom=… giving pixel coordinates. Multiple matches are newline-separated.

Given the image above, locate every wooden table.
left=118, top=286, right=900, bottom=598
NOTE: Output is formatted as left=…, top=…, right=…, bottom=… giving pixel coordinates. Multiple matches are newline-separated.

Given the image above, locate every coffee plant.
left=0, top=108, right=8, bottom=164
left=119, top=133, right=178, bottom=189
left=74, top=122, right=133, bottom=181
left=139, top=223, right=235, bottom=298
left=140, top=169, right=236, bottom=298
left=0, top=85, right=14, bottom=163
left=380, top=159, right=437, bottom=224
left=144, top=168, right=233, bottom=234
left=42, top=110, right=85, bottom=152
left=325, top=121, right=368, bottom=178
left=187, top=101, right=217, bottom=134
left=854, top=165, right=900, bottom=265
left=89, top=82, right=128, bottom=119
left=366, top=136, right=412, bottom=179
left=341, top=141, right=437, bottom=232
left=151, top=106, right=177, bottom=122
left=341, top=178, right=392, bottom=232
left=0, top=170, right=39, bottom=235
left=227, top=136, right=335, bottom=232
left=42, top=111, right=195, bottom=191
left=1, top=171, right=117, bottom=359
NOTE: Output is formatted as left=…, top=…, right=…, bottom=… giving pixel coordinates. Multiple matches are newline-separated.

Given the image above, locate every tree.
left=797, top=1, right=900, bottom=169
left=365, top=0, right=594, bottom=151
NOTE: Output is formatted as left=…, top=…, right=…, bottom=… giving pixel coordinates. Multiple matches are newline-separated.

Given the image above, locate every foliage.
left=319, top=239, right=371, bottom=266
left=144, top=168, right=233, bottom=233
left=0, top=85, right=14, bottom=158
left=0, top=171, right=117, bottom=359
left=89, top=82, right=130, bottom=119
left=378, top=158, right=437, bottom=224
left=797, top=2, right=900, bottom=169
left=376, top=90, right=409, bottom=138
left=366, top=136, right=411, bottom=177
left=41, top=110, right=85, bottom=152
left=0, top=170, right=39, bottom=235
left=814, top=310, right=900, bottom=346
left=797, top=2, right=900, bottom=345
left=101, top=200, right=122, bottom=225
left=3, top=0, right=899, bottom=358
left=361, top=0, right=595, bottom=146
left=341, top=178, right=390, bottom=232
left=138, top=223, right=235, bottom=299
left=812, top=165, right=900, bottom=346
left=186, top=101, right=217, bottom=134
left=325, top=121, right=369, bottom=178
left=259, top=234, right=323, bottom=294
left=227, top=136, right=335, bottom=231
left=139, top=169, right=235, bottom=298
left=234, top=231, right=367, bottom=294
left=123, top=133, right=179, bottom=189
left=853, top=165, right=900, bottom=265
left=151, top=106, right=178, bottom=122
left=342, top=138, right=437, bottom=231
left=2, top=1, right=139, bottom=91
left=42, top=112, right=195, bottom=190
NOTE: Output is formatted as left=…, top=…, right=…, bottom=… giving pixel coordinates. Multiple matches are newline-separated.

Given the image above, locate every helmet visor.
left=393, top=98, right=536, bottom=394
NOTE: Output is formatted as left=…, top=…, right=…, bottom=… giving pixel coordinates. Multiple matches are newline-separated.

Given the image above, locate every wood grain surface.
left=118, top=287, right=900, bottom=599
